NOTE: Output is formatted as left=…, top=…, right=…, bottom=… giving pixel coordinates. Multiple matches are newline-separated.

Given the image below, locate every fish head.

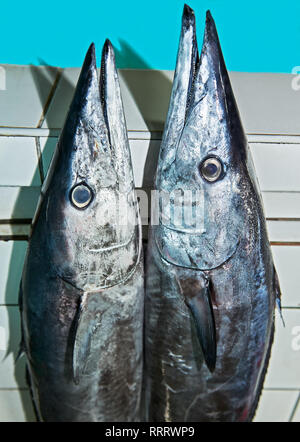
left=37, top=42, right=141, bottom=291
left=155, top=6, right=254, bottom=271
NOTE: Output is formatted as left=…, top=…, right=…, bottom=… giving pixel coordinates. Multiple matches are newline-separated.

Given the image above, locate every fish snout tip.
left=202, top=9, right=221, bottom=57
left=87, top=42, right=96, bottom=58
left=104, top=38, right=112, bottom=47
left=206, top=9, right=213, bottom=22
left=103, top=39, right=114, bottom=55
left=83, top=43, right=97, bottom=71
left=182, top=4, right=195, bottom=27
left=102, top=39, right=116, bottom=67
left=204, top=9, right=218, bottom=39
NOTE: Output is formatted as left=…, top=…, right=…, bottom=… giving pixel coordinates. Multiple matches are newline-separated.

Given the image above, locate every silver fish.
left=144, top=4, right=281, bottom=422
left=19, top=41, right=144, bottom=422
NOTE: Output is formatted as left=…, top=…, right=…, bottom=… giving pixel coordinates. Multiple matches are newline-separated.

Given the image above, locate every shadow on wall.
left=115, top=39, right=173, bottom=187
left=115, top=39, right=151, bottom=69
left=4, top=39, right=173, bottom=421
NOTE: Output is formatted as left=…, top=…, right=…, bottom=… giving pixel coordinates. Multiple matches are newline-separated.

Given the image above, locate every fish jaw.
left=156, top=4, right=198, bottom=185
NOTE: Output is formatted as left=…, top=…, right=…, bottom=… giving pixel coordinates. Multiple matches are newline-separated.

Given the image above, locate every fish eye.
left=70, top=183, right=93, bottom=209
left=199, top=157, right=223, bottom=182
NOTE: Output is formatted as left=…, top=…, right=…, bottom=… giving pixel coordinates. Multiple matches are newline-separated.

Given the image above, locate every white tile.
left=118, top=70, right=172, bottom=132
left=0, top=306, right=27, bottom=389
left=271, top=246, right=300, bottom=308
left=0, top=390, right=36, bottom=422
left=254, top=389, right=299, bottom=422
left=250, top=143, right=300, bottom=192
left=41, top=68, right=79, bottom=129
left=0, top=64, right=59, bottom=128
left=264, top=309, right=300, bottom=389
left=230, top=72, right=300, bottom=136
left=262, top=192, right=300, bottom=219
left=0, top=241, right=27, bottom=305
left=130, top=139, right=161, bottom=187
left=39, top=136, right=58, bottom=177
left=0, top=186, right=40, bottom=220
left=267, top=221, right=300, bottom=243
left=0, top=137, right=40, bottom=186
left=0, top=224, right=30, bottom=239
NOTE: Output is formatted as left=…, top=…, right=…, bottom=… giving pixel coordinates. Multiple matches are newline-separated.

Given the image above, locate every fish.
left=18, top=40, right=144, bottom=422
left=143, top=4, right=281, bottom=422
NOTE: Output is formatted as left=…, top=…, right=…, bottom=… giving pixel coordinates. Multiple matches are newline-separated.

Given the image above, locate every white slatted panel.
left=0, top=67, right=299, bottom=422
left=250, top=143, right=300, bottom=192
left=267, top=221, right=300, bottom=242
left=0, top=65, right=59, bottom=128
left=0, top=137, right=40, bottom=186
left=272, top=246, right=300, bottom=308
left=262, top=192, right=300, bottom=219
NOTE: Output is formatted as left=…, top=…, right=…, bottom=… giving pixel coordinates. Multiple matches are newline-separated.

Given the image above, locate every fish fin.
left=16, top=283, right=26, bottom=363
left=189, top=310, right=206, bottom=370
left=179, top=277, right=216, bottom=372
left=18, top=281, right=23, bottom=311
left=72, top=293, right=98, bottom=385
left=248, top=320, right=275, bottom=421
left=273, top=267, right=285, bottom=327
left=26, top=366, right=42, bottom=421
left=15, top=341, right=25, bottom=364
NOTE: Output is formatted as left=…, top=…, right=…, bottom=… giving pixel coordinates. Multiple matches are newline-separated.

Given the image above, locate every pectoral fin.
left=16, top=284, right=26, bottom=363
left=273, top=266, right=285, bottom=327
left=178, top=277, right=216, bottom=372
left=72, top=293, right=99, bottom=384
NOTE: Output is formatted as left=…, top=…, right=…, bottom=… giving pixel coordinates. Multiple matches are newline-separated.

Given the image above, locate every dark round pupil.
left=73, top=186, right=90, bottom=204
left=203, top=162, right=218, bottom=176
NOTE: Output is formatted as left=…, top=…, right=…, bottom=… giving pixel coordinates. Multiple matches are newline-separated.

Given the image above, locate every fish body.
left=19, top=42, right=144, bottom=422
left=144, top=5, right=280, bottom=422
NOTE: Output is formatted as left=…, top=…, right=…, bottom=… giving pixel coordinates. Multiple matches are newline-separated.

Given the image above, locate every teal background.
left=1, top=0, right=299, bottom=72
